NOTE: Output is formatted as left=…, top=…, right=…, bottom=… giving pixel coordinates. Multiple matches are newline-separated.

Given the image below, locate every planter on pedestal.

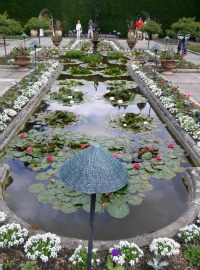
left=161, top=60, right=178, bottom=73
left=14, top=56, right=30, bottom=67
left=127, top=41, right=136, bottom=50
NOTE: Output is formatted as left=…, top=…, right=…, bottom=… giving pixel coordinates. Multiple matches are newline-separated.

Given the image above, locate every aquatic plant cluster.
left=1, top=129, right=186, bottom=219
left=0, top=211, right=200, bottom=266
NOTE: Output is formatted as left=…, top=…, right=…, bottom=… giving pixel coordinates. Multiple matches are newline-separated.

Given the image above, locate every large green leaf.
left=29, top=183, right=45, bottom=193
left=107, top=202, right=129, bottom=218
left=35, top=172, right=50, bottom=181
left=61, top=203, right=78, bottom=214
left=128, top=196, right=143, bottom=205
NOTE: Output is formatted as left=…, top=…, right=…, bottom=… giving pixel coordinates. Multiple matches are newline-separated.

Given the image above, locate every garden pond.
left=1, top=49, right=191, bottom=241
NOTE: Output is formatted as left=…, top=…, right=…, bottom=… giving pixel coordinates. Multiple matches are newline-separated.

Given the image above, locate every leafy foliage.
left=28, top=110, right=77, bottom=128
left=65, top=50, right=83, bottom=59
left=184, top=244, right=200, bottom=266
left=50, top=87, right=84, bottom=105
left=0, top=12, right=23, bottom=35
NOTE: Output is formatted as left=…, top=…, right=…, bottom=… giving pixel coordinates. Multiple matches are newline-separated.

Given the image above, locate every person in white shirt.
left=76, top=20, right=82, bottom=39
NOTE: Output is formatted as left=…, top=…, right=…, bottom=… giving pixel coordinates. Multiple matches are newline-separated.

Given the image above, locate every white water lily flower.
left=70, top=100, right=74, bottom=104
left=67, top=96, right=73, bottom=99
left=109, top=97, right=115, bottom=101
left=118, top=100, right=123, bottom=104
left=123, top=124, right=127, bottom=127
left=143, top=121, right=149, bottom=125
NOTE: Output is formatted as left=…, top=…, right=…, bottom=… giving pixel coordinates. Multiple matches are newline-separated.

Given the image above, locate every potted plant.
left=52, top=35, right=62, bottom=47
left=126, top=18, right=136, bottom=49
left=159, top=48, right=181, bottom=71
left=140, top=19, right=162, bottom=48
left=24, top=17, right=50, bottom=37
left=10, top=47, right=31, bottom=67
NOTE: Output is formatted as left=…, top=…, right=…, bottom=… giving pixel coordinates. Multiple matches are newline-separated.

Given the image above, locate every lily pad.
left=107, top=202, right=129, bottom=218
left=29, top=183, right=45, bottom=193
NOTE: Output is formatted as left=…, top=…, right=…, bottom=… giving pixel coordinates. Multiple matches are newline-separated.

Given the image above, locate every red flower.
left=46, top=156, right=53, bottom=162
left=147, top=147, right=153, bottom=151
left=27, top=146, right=33, bottom=152
left=168, top=143, right=174, bottom=148
left=156, top=155, right=162, bottom=160
left=133, top=163, right=141, bottom=169
left=112, top=153, right=118, bottom=159
left=85, top=144, right=90, bottom=148
left=80, top=144, right=85, bottom=149
left=19, top=133, right=26, bottom=139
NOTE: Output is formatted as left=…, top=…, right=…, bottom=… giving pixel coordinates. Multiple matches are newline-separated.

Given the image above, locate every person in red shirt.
left=136, top=17, right=144, bottom=39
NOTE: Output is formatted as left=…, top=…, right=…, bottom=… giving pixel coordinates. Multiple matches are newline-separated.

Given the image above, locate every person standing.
left=76, top=20, right=82, bottom=39
left=135, top=17, right=144, bottom=39
left=88, top=19, right=94, bottom=39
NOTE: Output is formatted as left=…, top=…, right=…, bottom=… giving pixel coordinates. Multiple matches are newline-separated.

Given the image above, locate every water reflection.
left=4, top=58, right=190, bottom=241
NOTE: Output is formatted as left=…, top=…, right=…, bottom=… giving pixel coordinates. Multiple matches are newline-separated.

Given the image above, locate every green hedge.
left=0, top=0, right=200, bottom=37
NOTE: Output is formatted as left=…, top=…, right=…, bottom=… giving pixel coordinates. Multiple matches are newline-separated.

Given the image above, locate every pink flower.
left=168, top=143, right=174, bottom=148
left=112, top=153, right=118, bottom=159
left=80, top=144, right=85, bottom=149
left=156, top=155, right=162, bottom=160
left=147, top=147, right=153, bottom=151
left=46, top=156, right=53, bottom=162
left=133, top=163, right=141, bottom=169
left=27, top=146, right=33, bottom=152
left=19, top=133, right=26, bottom=139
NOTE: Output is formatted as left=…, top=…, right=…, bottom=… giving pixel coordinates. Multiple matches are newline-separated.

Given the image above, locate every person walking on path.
left=76, top=20, right=82, bottom=39
left=88, top=19, right=94, bottom=39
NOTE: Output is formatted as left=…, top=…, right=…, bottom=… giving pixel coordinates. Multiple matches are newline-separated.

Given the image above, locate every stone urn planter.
left=30, top=29, right=38, bottom=37
left=52, top=36, right=62, bottom=47
left=14, top=56, right=30, bottom=67
left=55, top=30, right=62, bottom=37
left=127, top=30, right=136, bottom=50
left=53, top=40, right=61, bottom=47
left=151, top=33, right=159, bottom=40
left=127, top=41, right=136, bottom=50
left=161, top=60, right=178, bottom=72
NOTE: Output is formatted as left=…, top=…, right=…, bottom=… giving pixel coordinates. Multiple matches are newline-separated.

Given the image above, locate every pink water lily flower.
left=133, top=163, right=141, bottom=169
left=19, top=133, right=26, bottom=139
left=46, top=156, right=53, bottom=162
left=168, top=143, right=174, bottom=148
left=80, top=144, right=85, bottom=149
left=147, top=147, right=153, bottom=151
left=27, top=146, right=33, bottom=152
left=156, top=155, right=162, bottom=160
left=112, top=153, right=118, bottom=159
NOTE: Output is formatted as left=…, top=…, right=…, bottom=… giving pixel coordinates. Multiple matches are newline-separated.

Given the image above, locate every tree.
left=166, top=17, right=198, bottom=38
left=0, top=12, right=23, bottom=35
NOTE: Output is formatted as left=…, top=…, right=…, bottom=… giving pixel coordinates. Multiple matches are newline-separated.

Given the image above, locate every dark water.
left=4, top=61, right=190, bottom=241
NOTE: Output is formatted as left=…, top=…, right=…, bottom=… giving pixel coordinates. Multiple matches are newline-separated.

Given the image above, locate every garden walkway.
left=0, top=37, right=200, bottom=104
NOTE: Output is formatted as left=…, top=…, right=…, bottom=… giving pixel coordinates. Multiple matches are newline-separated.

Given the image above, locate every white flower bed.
left=149, top=237, right=180, bottom=256
left=130, top=63, right=200, bottom=146
left=0, top=223, right=28, bottom=247
left=0, top=60, right=60, bottom=133
left=24, top=233, right=61, bottom=262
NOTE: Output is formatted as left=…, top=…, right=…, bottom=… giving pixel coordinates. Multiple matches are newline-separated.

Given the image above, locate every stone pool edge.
left=0, top=62, right=199, bottom=250
left=0, top=164, right=200, bottom=250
